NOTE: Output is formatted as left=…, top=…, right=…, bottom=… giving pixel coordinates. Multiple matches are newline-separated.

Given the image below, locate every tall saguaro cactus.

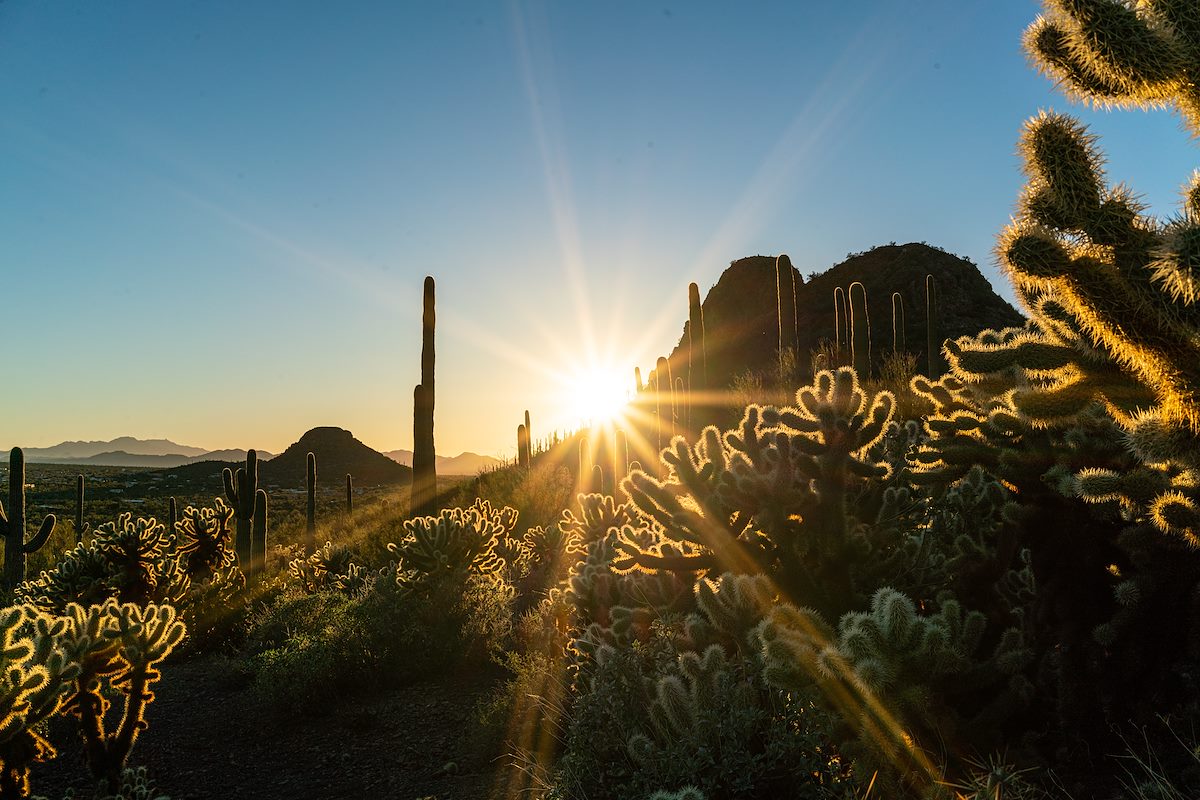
left=345, top=474, right=353, bottom=515
left=306, top=452, right=316, bottom=554
left=776, top=254, right=800, bottom=383
left=688, top=281, right=707, bottom=426
left=222, top=449, right=261, bottom=574
left=412, top=276, right=438, bottom=516
left=849, top=281, right=871, bottom=379
left=75, top=475, right=89, bottom=544
left=524, top=409, right=532, bottom=455
left=517, top=423, right=531, bottom=470
left=253, top=489, right=268, bottom=567
left=0, top=447, right=55, bottom=590
left=925, top=274, right=941, bottom=378
left=891, top=292, right=906, bottom=354
left=834, top=285, right=849, bottom=354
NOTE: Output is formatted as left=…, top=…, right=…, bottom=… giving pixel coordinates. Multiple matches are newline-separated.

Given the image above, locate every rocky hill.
left=259, top=427, right=412, bottom=488
left=654, top=242, right=1023, bottom=392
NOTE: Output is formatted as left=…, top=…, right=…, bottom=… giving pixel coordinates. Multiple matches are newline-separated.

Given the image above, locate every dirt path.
left=33, top=654, right=506, bottom=799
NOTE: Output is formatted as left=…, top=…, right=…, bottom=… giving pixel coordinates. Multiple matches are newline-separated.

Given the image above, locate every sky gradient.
left=3, top=1, right=1196, bottom=458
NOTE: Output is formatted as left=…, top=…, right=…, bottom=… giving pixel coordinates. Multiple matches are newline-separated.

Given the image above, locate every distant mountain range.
left=11, top=438, right=274, bottom=468
left=10, top=434, right=500, bottom=476
left=384, top=449, right=500, bottom=476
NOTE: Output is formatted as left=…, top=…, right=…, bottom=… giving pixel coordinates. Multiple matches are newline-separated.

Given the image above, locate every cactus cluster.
left=0, top=600, right=183, bottom=796
left=222, top=450, right=267, bottom=576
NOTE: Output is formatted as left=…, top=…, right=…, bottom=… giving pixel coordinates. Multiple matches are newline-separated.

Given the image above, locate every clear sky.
left=2, top=1, right=1196, bottom=458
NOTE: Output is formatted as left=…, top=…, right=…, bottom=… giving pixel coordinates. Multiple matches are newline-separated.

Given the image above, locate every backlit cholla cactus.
left=17, top=515, right=186, bottom=614
left=0, top=602, right=183, bottom=798
left=387, top=505, right=505, bottom=596
left=759, top=587, right=1032, bottom=795
left=288, top=541, right=371, bottom=598
left=59, top=600, right=185, bottom=792
left=906, top=0, right=1200, bottom=744
left=173, top=499, right=237, bottom=581
left=0, top=606, right=78, bottom=799
left=615, top=367, right=895, bottom=619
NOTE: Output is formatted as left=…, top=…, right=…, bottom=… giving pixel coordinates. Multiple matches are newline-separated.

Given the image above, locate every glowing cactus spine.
left=0, top=447, right=55, bottom=590
left=412, top=275, right=438, bottom=516
left=222, top=449, right=261, bottom=574
left=306, top=452, right=316, bottom=553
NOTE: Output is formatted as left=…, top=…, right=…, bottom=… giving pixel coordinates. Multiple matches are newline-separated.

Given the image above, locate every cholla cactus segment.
left=388, top=505, right=505, bottom=595
left=1025, top=0, right=1199, bottom=126
left=999, top=111, right=1200, bottom=434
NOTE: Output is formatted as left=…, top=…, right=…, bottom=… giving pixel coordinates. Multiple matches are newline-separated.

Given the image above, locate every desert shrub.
left=248, top=574, right=512, bottom=713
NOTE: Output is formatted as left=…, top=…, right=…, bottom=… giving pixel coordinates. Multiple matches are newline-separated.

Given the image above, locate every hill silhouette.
left=654, top=242, right=1023, bottom=393
left=259, top=427, right=412, bottom=488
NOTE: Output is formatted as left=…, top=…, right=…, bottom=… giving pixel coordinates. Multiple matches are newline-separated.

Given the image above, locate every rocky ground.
left=33, top=654, right=507, bottom=800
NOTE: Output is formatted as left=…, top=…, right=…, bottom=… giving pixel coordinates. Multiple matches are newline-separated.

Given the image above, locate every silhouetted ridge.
left=260, top=427, right=412, bottom=488
left=666, top=243, right=1023, bottom=389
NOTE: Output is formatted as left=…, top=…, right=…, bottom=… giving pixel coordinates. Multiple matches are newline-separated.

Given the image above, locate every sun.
left=563, top=364, right=631, bottom=426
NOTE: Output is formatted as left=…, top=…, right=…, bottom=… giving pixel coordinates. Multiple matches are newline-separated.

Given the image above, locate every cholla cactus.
left=387, top=505, right=505, bottom=595
left=59, top=600, right=185, bottom=791
left=288, top=541, right=371, bottom=597
left=0, top=606, right=79, bottom=799
left=616, top=367, right=894, bottom=618
left=759, top=587, right=1032, bottom=794
left=173, top=499, right=236, bottom=581
left=17, top=515, right=186, bottom=614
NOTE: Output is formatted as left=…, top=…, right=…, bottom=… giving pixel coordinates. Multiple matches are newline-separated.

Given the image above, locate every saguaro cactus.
left=849, top=281, right=871, bottom=379
left=517, top=423, right=531, bottom=470
left=168, top=497, right=177, bottom=538
left=345, top=474, right=353, bottom=516
left=834, top=285, right=849, bottom=353
left=891, top=292, right=906, bottom=354
left=776, top=254, right=800, bottom=381
left=412, top=276, right=438, bottom=516
left=925, top=274, right=941, bottom=378
left=75, top=475, right=89, bottom=544
left=222, top=450, right=261, bottom=574
left=0, top=447, right=55, bottom=590
left=524, top=409, right=532, bottom=455
left=253, top=488, right=268, bottom=567
left=614, top=429, right=629, bottom=486
left=634, top=366, right=644, bottom=394
left=306, top=452, right=316, bottom=554
left=657, top=356, right=674, bottom=444
left=688, top=281, right=707, bottom=426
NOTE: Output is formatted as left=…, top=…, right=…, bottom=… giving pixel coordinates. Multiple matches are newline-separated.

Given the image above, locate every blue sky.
left=2, top=1, right=1196, bottom=457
